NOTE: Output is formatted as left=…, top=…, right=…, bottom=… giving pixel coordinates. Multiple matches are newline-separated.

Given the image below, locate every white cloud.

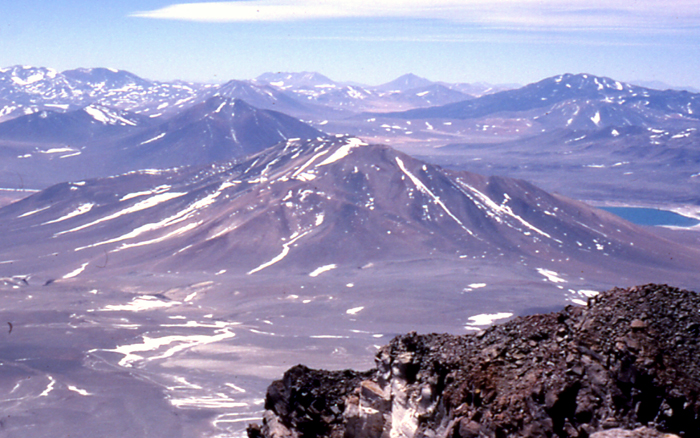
left=132, top=0, right=461, bottom=22
left=131, top=0, right=700, bottom=33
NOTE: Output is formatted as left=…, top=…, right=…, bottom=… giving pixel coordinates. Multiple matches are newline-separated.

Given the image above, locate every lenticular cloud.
left=130, top=0, right=700, bottom=34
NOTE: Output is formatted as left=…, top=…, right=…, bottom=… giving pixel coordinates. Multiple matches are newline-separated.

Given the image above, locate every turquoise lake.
left=600, top=207, right=700, bottom=227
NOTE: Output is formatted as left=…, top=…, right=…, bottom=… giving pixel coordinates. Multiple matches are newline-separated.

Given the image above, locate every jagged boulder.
left=248, top=284, right=700, bottom=438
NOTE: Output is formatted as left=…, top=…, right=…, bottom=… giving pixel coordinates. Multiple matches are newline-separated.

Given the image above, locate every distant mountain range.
left=381, top=73, right=700, bottom=128
left=1, top=65, right=699, bottom=208
left=0, top=65, right=207, bottom=121
left=630, top=79, right=700, bottom=93
left=0, top=66, right=510, bottom=123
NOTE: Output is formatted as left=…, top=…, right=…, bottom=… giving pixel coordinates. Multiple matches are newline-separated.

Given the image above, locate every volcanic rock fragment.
left=248, top=284, right=700, bottom=438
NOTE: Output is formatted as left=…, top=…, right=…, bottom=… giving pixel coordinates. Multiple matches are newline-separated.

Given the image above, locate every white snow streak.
left=115, top=222, right=201, bottom=251
left=395, top=157, right=475, bottom=237
left=120, top=185, right=172, bottom=201
left=85, top=106, right=136, bottom=126
left=39, top=376, right=56, bottom=397
left=309, top=264, right=337, bottom=277
left=60, top=151, right=82, bottom=159
left=247, top=231, right=311, bottom=275
left=62, top=262, right=89, bottom=279
left=99, top=329, right=236, bottom=368
left=75, top=184, right=230, bottom=250
left=292, top=149, right=330, bottom=179
left=170, top=394, right=247, bottom=409
left=140, top=132, right=166, bottom=145
left=17, top=206, right=50, bottom=218
left=56, top=192, right=186, bottom=236
left=455, top=179, right=559, bottom=242
left=42, top=203, right=94, bottom=225
left=214, top=101, right=227, bottom=113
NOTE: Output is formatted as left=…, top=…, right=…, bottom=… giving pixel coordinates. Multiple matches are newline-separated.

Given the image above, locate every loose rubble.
left=248, top=284, right=699, bottom=438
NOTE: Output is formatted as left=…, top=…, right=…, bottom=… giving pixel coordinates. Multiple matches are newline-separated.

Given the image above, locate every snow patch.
left=100, top=295, right=180, bottom=312
left=316, top=138, right=367, bottom=167
left=39, top=147, right=77, bottom=154
left=309, top=264, right=337, bottom=277
left=85, top=106, right=136, bottom=126
left=578, top=289, right=600, bottom=298
left=67, top=385, right=91, bottom=396
left=315, top=213, right=324, bottom=226
left=11, top=72, right=46, bottom=86
left=536, top=268, right=567, bottom=283
left=467, top=312, right=513, bottom=326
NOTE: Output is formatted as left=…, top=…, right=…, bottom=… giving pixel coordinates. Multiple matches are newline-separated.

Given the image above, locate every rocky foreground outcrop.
left=247, top=284, right=699, bottom=438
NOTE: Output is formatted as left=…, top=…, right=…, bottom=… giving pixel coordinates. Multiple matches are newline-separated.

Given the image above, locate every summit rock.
left=249, top=284, right=699, bottom=438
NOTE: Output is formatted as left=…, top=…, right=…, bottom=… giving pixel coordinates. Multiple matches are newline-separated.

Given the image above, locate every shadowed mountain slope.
left=0, top=96, right=324, bottom=189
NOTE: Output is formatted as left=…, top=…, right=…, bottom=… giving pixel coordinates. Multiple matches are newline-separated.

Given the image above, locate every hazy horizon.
left=2, top=1, right=700, bottom=89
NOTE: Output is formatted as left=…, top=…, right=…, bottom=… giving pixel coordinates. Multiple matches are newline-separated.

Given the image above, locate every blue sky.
left=2, top=0, right=700, bottom=88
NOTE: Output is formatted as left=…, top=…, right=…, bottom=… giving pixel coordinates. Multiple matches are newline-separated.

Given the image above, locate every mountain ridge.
left=0, top=95, right=324, bottom=189
left=1, top=136, right=698, bottom=292
left=379, top=73, right=700, bottom=126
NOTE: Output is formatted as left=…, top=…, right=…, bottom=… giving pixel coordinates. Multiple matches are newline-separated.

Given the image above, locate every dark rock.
left=248, top=285, right=700, bottom=438
left=630, top=319, right=648, bottom=330
left=457, top=419, right=481, bottom=438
